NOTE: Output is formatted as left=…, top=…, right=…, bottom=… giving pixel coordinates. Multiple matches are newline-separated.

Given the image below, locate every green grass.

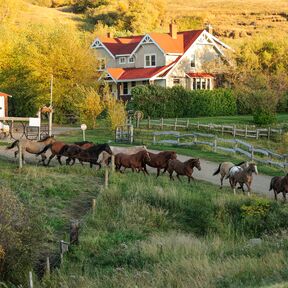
left=43, top=172, right=288, bottom=288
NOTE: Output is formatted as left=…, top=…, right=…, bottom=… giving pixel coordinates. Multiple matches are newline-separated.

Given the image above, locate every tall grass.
left=44, top=172, right=288, bottom=288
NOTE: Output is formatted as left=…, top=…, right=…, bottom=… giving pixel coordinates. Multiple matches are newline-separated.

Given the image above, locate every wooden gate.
left=115, top=125, right=134, bottom=144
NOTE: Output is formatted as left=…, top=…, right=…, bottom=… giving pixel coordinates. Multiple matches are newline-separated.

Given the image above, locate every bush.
left=131, top=85, right=236, bottom=118
left=253, top=109, right=277, bottom=125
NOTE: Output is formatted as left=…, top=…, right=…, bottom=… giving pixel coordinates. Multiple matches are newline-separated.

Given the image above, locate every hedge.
left=130, top=85, right=237, bottom=118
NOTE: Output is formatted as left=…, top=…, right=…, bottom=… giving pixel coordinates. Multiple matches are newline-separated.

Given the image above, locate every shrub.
left=131, top=85, right=236, bottom=118
left=253, top=109, right=277, bottom=125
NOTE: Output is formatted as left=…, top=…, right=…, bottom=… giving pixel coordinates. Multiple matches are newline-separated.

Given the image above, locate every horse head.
left=103, top=144, right=113, bottom=155
left=188, top=158, right=201, bottom=171
left=249, top=162, right=258, bottom=175
left=143, top=150, right=151, bottom=163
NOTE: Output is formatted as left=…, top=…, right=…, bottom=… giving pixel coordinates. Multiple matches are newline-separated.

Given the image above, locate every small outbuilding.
left=0, top=92, right=11, bottom=117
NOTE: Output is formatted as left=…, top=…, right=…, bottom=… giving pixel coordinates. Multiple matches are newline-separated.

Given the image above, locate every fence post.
left=45, top=257, right=50, bottom=276
left=19, top=143, right=23, bottom=169
left=136, top=117, right=139, bottom=128
left=256, top=129, right=259, bottom=140
left=186, top=119, right=189, bottom=130
left=233, top=125, right=236, bottom=138
left=174, top=118, right=177, bottom=131
left=92, top=198, right=96, bottom=215
left=153, top=133, right=156, bottom=145
left=221, top=125, right=224, bottom=136
left=148, top=116, right=151, bottom=129
left=161, top=118, right=164, bottom=130
left=197, top=121, right=200, bottom=130
left=111, top=154, right=115, bottom=172
left=70, top=220, right=79, bottom=245
left=28, top=271, right=33, bottom=288
left=128, top=125, right=134, bottom=144
left=251, top=146, right=254, bottom=161
left=104, top=167, right=109, bottom=189
left=268, top=127, right=271, bottom=140
left=245, top=125, right=248, bottom=138
left=214, top=137, right=217, bottom=152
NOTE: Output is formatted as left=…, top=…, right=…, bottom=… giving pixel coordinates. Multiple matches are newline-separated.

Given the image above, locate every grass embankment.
left=44, top=172, right=288, bottom=288
left=0, top=159, right=103, bottom=284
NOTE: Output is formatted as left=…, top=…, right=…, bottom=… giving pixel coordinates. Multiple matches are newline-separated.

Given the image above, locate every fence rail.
left=136, top=117, right=283, bottom=140
left=152, top=131, right=288, bottom=168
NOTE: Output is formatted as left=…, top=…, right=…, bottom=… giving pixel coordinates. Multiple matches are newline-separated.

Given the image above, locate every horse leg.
left=46, top=154, right=55, bottom=166
left=220, top=174, right=224, bottom=189
left=38, top=153, right=47, bottom=165
left=282, top=191, right=286, bottom=202
left=14, top=150, right=18, bottom=159
left=162, top=167, right=168, bottom=175
left=144, top=165, right=149, bottom=175
left=90, top=162, right=93, bottom=168
left=274, top=190, right=278, bottom=201
left=176, top=174, right=182, bottom=182
left=156, top=168, right=160, bottom=177
left=169, top=172, right=174, bottom=181
left=57, top=155, right=62, bottom=165
left=247, top=183, right=251, bottom=197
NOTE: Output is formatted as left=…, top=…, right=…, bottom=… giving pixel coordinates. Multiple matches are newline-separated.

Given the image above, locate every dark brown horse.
left=62, top=143, right=113, bottom=168
left=269, top=174, right=288, bottom=201
left=115, top=150, right=150, bottom=174
left=167, top=158, right=201, bottom=182
left=143, top=151, right=177, bottom=177
left=65, top=141, right=95, bottom=165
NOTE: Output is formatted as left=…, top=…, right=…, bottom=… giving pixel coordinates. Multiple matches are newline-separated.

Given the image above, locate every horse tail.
left=213, top=164, right=221, bottom=176
left=36, top=144, right=52, bottom=156
left=6, top=140, right=19, bottom=150
left=58, top=145, right=69, bottom=155
left=269, top=177, right=275, bottom=191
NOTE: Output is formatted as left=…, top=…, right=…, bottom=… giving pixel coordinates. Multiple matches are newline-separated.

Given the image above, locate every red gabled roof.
left=107, top=59, right=179, bottom=81
left=97, top=30, right=204, bottom=56
left=0, top=92, right=11, bottom=97
left=186, top=72, right=215, bottom=78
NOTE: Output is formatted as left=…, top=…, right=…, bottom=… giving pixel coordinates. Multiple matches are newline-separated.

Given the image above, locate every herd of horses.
left=5, top=135, right=288, bottom=201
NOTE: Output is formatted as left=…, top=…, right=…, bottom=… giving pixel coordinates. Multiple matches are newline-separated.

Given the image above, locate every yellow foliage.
left=105, top=95, right=127, bottom=130
left=77, top=87, right=104, bottom=129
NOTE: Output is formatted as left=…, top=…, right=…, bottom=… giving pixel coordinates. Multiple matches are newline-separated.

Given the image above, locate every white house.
left=91, top=24, right=231, bottom=100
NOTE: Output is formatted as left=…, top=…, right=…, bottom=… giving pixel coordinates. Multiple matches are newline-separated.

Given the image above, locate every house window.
left=142, top=80, right=149, bottom=85
left=129, top=57, right=135, bottom=63
left=207, top=79, right=211, bottom=90
left=144, top=54, right=156, bottom=67
left=131, top=81, right=136, bottom=87
left=119, top=57, right=126, bottom=64
left=196, top=79, right=201, bottom=90
left=123, top=82, right=128, bottom=95
left=191, top=54, right=196, bottom=68
left=98, top=58, right=106, bottom=70
left=201, top=79, right=206, bottom=89
left=173, top=78, right=180, bottom=85
left=192, top=78, right=212, bottom=90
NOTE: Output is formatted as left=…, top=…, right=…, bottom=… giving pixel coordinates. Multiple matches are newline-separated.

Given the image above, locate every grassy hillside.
left=43, top=172, right=288, bottom=288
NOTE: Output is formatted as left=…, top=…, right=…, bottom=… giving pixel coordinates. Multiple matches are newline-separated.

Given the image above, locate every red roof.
left=0, top=92, right=11, bottom=97
left=98, top=30, right=204, bottom=55
left=107, top=59, right=179, bottom=81
left=186, top=73, right=214, bottom=78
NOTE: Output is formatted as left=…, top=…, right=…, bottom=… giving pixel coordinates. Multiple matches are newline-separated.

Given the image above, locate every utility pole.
left=48, top=75, right=53, bottom=136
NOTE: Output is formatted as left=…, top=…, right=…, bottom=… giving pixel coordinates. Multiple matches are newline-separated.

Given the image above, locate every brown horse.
left=143, top=151, right=177, bottom=177
left=6, top=135, right=56, bottom=165
left=229, top=163, right=258, bottom=196
left=167, top=158, right=201, bottom=183
left=115, top=150, right=150, bottom=174
left=65, top=141, right=95, bottom=165
left=269, top=174, right=288, bottom=201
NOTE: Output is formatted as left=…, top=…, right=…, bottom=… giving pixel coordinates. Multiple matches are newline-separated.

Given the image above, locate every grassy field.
left=43, top=172, right=288, bottom=288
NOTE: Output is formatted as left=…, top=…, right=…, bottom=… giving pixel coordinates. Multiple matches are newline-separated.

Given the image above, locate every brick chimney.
left=169, top=22, right=177, bottom=39
left=107, top=32, right=114, bottom=38
left=205, top=24, right=213, bottom=35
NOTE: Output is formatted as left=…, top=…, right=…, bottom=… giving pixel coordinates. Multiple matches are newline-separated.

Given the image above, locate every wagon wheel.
left=9, top=121, right=26, bottom=140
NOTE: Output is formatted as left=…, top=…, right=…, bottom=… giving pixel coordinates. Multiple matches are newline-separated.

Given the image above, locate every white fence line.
left=138, top=117, right=283, bottom=140
left=152, top=131, right=288, bottom=168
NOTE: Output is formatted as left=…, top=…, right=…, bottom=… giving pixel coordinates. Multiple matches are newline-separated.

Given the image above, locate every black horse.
left=61, top=143, right=113, bottom=168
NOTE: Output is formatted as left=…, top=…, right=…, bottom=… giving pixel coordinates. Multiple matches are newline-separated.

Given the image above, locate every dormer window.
left=191, top=54, right=196, bottom=68
left=144, top=54, right=156, bottom=67
left=119, top=57, right=126, bottom=64
left=128, top=57, right=135, bottom=63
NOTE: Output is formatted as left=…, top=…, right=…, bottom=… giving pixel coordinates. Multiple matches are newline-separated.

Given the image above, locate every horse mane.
left=38, top=135, right=53, bottom=142
left=74, top=141, right=93, bottom=146
left=58, top=144, right=70, bottom=155
left=85, top=143, right=109, bottom=153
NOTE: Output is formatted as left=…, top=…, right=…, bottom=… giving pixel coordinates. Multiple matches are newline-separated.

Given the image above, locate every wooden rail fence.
left=136, top=117, right=283, bottom=140
left=152, top=131, right=288, bottom=168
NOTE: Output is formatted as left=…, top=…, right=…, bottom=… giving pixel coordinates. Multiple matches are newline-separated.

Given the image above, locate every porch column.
left=117, top=83, right=121, bottom=100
